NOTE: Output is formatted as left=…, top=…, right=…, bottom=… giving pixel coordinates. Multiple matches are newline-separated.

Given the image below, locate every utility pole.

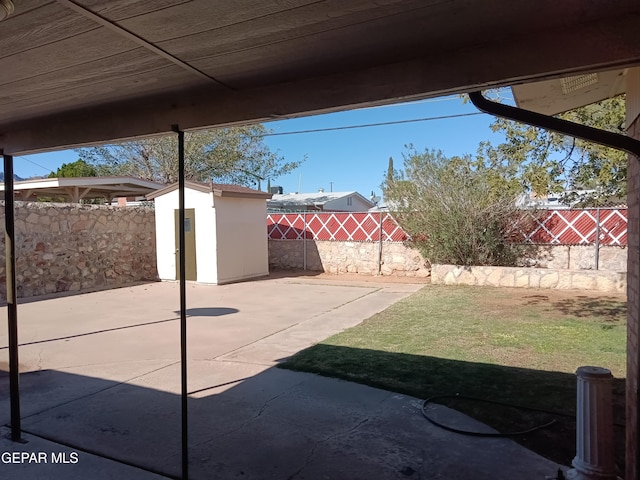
left=329, top=182, right=333, bottom=192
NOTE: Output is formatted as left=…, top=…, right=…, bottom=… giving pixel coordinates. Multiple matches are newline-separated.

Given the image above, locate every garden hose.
left=421, top=394, right=557, bottom=437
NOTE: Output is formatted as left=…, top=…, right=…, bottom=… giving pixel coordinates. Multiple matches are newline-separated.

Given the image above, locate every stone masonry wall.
left=268, top=239, right=626, bottom=279
left=0, top=202, right=157, bottom=300
left=268, top=239, right=430, bottom=277
left=525, top=245, right=627, bottom=271
left=432, top=264, right=626, bottom=293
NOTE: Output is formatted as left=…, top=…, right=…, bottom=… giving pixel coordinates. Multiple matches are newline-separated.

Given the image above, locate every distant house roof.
left=516, top=190, right=627, bottom=209
left=0, top=176, right=165, bottom=203
left=147, top=180, right=272, bottom=200
left=267, top=191, right=375, bottom=211
left=368, top=201, right=391, bottom=212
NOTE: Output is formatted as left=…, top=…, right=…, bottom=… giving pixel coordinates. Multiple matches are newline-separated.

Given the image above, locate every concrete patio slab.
left=0, top=426, right=166, bottom=480
left=0, top=276, right=562, bottom=479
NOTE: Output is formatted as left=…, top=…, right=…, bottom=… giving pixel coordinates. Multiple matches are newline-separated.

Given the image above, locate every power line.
left=7, top=111, right=485, bottom=177
left=15, top=156, right=55, bottom=174
left=264, top=112, right=485, bottom=137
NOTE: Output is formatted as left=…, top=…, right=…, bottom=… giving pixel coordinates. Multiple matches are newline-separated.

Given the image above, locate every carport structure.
left=0, top=176, right=164, bottom=203
left=1, top=1, right=640, bottom=478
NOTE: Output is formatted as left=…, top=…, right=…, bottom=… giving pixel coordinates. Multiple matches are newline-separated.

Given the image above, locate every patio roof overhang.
left=0, top=1, right=639, bottom=155
left=0, top=176, right=165, bottom=202
left=3, top=1, right=640, bottom=477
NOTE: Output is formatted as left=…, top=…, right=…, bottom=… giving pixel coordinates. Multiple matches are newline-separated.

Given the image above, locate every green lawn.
left=281, top=285, right=627, bottom=470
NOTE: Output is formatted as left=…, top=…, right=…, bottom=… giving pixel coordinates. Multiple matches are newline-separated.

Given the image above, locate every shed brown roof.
left=208, top=183, right=272, bottom=199
left=146, top=181, right=272, bottom=200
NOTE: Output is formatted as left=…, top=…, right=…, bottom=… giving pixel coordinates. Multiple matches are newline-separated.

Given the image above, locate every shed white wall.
left=194, top=192, right=218, bottom=284
left=325, top=195, right=371, bottom=212
left=214, top=196, right=269, bottom=284
left=153, top=188, right=217, bottom=283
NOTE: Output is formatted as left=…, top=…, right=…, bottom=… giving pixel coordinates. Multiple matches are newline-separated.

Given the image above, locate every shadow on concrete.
left=280, top=344, right=627, bottom=474
left=174, top=307, right=239, bottom=317
left=0, top=367, right=437, bottom=479
left=0, top=281, right=160, bottom=308
left=0, top=307, right=237, bottom=354
left=0, top=349, right=574, bottom=479
left=0, top=317, right=177, bottom=353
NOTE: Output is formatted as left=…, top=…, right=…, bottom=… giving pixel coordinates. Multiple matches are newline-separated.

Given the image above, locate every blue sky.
left=13, top=94, right=508, bottom=197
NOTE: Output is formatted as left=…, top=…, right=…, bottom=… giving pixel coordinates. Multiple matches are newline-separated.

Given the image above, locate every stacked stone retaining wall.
left=525, top=245, right=626, bottom=271
left=268, top=239, right=430, bottom=277
left=0, top=202, right=157, bottom=300
left=432, top=264, right=626, bottom=293
left=268, top=239, right=626, bottom=281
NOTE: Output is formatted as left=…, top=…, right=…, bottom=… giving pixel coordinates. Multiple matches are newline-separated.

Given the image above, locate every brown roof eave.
left=213, top=190, right=272, bottom=199
left=147, top=181, right=272, bottom=200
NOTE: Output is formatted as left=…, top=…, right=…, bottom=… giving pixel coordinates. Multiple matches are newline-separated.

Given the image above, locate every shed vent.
left=561, top=73, right=599, bottom=94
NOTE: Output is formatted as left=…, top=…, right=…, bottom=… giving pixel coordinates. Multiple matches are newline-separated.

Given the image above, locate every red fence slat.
left=266, top=209, right=627, bottom=246
left=267, top=212, right=408, bottom=242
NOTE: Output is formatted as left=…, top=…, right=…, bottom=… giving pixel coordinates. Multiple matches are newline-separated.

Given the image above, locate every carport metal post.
left=378, top=212, right=383, bottom=275
left=303, top=212, right=307, bottom=270
left=3, top=151, right=22, bottom=441
left=594, top=208, right=601, bottom=270
left=173, top=127, right=189, bottom=479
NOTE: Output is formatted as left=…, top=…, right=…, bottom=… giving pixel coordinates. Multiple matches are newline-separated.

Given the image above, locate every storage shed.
left=147, top=181, right=272, bottom=284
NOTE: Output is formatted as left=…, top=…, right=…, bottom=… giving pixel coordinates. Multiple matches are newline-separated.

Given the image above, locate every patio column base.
left=565, top=366, right=617, bottom=480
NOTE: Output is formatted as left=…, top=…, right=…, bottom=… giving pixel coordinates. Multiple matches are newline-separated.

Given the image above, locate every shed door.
left=175, top=209, right=197, bottom=281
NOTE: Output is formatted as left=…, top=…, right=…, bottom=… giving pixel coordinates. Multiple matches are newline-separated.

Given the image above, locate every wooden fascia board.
left=146, top=181, right=210, bottom=199
left=212, top=190, right=272, bottom=199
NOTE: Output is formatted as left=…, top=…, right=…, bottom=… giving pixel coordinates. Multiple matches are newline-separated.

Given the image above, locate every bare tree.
left=77, top=125, right=303, bottom=188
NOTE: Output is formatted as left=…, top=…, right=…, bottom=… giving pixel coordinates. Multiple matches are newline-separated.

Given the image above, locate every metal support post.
left=378, top=212, right=383, bottom=275
left=303, top=212, right=307, bottom=270
left=594, top=208, right=601, bottom=271
left=172, top=127, right=189, bottom=480
left=3, top=151, right=22, bottom=441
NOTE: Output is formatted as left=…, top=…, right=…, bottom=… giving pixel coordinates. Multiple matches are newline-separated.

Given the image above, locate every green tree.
left=48, top=159, right=97, bottom=178
left=386, top=156, right=394, bottom=184
left=383, top=147, right=530, bottom=266
left=76, top=125, right=303, bottom=187
left=477, top=95, right=626, bottom=206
